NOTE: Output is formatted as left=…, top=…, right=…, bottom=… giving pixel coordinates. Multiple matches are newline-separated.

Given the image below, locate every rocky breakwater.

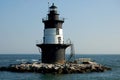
left=0, top=61, right=111, bottom=74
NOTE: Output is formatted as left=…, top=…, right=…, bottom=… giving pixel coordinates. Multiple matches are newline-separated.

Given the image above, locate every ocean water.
left=0, top=54, right=120, bottom=80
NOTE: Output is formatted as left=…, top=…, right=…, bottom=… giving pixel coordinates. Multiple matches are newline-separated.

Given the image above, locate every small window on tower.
left=43, top=37, right=45, bottom=43
left=56, top=28, right=59, bottom=35
left=58, top=37, right=61, bottom=44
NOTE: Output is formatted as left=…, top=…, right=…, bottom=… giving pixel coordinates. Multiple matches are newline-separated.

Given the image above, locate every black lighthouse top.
left=42, top=3, right=64, bottom=29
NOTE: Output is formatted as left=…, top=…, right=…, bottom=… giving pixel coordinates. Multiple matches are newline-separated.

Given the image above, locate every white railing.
left=42, top=17, right=64, bottom=21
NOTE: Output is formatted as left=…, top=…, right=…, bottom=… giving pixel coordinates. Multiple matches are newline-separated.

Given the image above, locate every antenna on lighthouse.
left=48, top=0, right=50, bottom=10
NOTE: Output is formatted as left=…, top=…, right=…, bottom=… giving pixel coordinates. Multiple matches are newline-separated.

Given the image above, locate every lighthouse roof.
left=50, top=3, right=57, bottom=9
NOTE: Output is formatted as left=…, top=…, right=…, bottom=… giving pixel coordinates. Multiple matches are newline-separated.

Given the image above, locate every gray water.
left=0, top=54, right=120, bottom=80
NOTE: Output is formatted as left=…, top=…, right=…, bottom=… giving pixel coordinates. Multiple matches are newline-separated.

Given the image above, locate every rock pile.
left=0, top=61, right=111, bottom=74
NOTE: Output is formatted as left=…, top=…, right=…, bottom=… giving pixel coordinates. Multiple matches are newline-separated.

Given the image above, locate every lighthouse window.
left=58, top=37, right=61, bottom=44
left=43, top=37, right=45, bottom=43
left=56, top=28, right=59, bottom=35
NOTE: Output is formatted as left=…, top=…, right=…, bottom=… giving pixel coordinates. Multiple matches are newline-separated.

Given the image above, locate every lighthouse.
left=36, top=3, right=70, bottom=64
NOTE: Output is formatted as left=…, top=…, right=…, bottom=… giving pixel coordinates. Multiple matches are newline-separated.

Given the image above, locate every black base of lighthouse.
left=36, top=44, right=70, bottom=64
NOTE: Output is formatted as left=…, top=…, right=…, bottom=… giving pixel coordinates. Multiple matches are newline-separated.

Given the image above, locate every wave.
left=31, top=59, right=39, bottom=62
left=16, top=59, right=28, bottom=62
left=16, top=59, right=39, bottom=62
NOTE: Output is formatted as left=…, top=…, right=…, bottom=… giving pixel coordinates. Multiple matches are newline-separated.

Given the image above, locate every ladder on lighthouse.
left=67, top=41, right=75, bottom=62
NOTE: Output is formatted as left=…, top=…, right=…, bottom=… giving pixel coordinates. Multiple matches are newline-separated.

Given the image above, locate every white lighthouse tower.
left=36, top=3, right=70, bottom=64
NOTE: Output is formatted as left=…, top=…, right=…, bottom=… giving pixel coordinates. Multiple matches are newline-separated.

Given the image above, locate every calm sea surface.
left=0, top=54, right=120, bottom=80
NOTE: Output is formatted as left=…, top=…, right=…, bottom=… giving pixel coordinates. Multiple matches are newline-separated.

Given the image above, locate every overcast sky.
left=0, top=0, right=120, bottom=54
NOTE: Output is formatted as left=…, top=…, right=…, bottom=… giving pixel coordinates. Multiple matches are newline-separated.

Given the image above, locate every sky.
left=0, top=0, right=120, bottom=54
